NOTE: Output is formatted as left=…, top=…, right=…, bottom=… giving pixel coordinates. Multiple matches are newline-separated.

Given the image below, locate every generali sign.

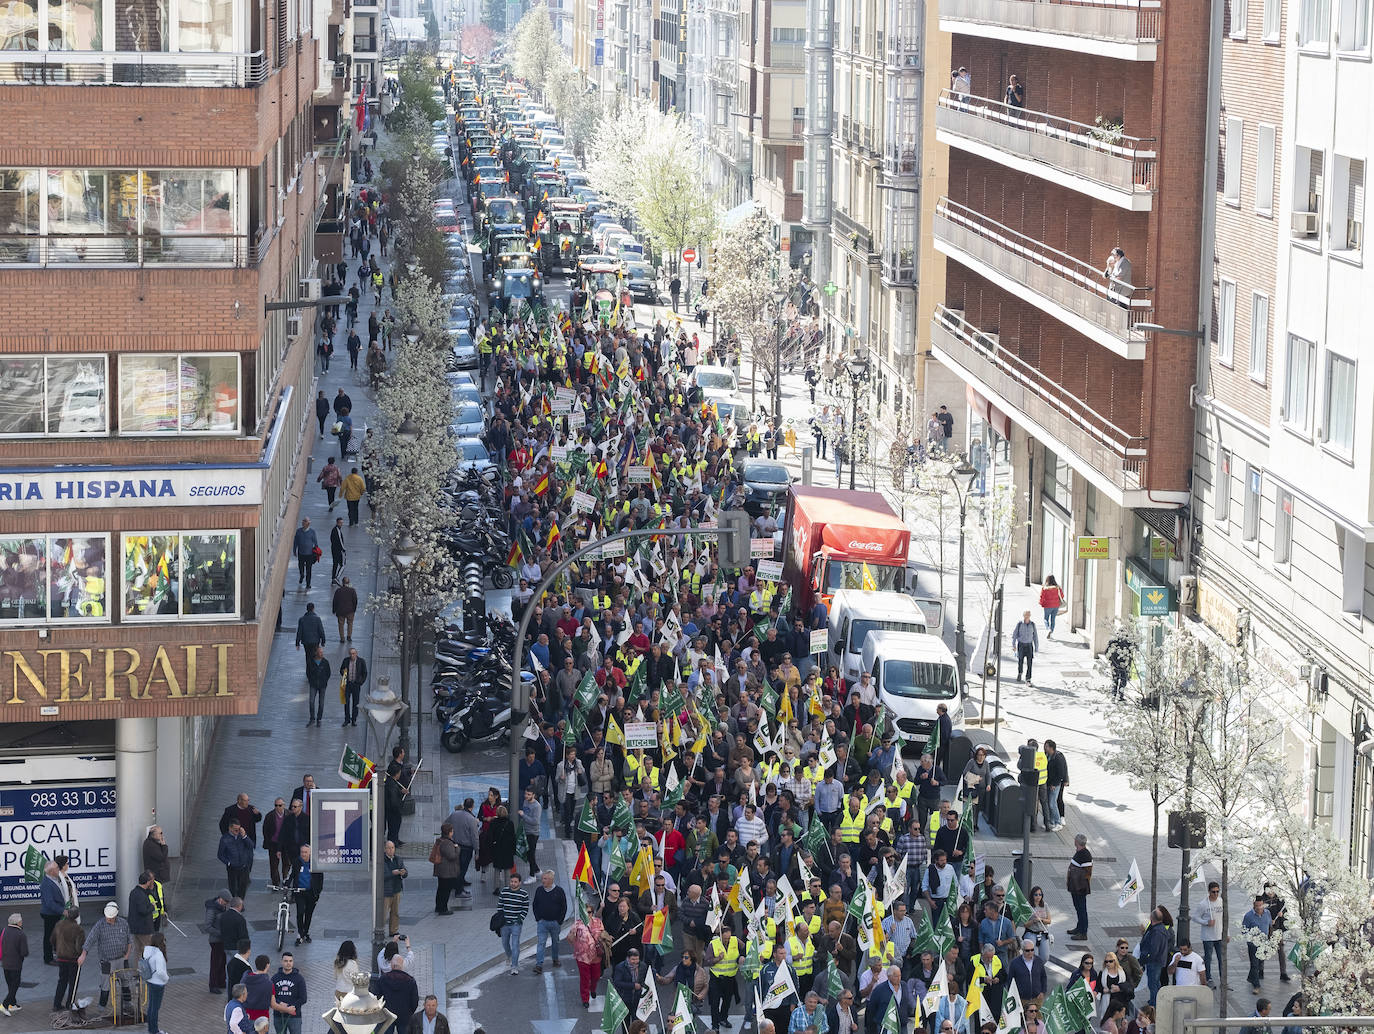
left=0, top=643, right=242, bottom=713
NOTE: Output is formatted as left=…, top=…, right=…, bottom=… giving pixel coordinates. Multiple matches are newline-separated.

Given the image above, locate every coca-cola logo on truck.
left=847, top=540, right=885, bottom=551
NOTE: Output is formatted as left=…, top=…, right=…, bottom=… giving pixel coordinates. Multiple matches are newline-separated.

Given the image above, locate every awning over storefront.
left=965, top=384, right=1012, bottom=439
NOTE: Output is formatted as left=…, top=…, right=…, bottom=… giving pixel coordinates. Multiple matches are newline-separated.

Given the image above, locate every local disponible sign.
left=0, top=783, right=116, bottom=902
left=309, top=788, right=371, bottom=871
left=1, top=644, right=236, bottom=708
left=0, top=466, right=263, bottom=511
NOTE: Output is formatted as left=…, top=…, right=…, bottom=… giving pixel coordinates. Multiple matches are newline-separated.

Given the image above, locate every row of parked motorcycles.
left=434, top=472, right=528, bottom=752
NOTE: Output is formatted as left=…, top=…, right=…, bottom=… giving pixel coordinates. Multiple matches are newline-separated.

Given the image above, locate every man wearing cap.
left=77, top=902, right=131, bottom=1009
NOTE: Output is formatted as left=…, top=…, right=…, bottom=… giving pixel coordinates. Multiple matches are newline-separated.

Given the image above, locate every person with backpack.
left=140, top=932, right=170, bottom=1034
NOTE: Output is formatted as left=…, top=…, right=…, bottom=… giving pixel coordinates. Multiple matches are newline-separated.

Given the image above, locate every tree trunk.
left=1219, top=858, right=1230, bottom=1018
left=1150, top=786, right=1160, bottom=910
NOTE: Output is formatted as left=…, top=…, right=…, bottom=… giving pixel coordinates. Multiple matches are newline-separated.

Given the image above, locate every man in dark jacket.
left=218, top=897, right=249, bottom=976
left=407, top=995, right=450, bottom=1034
left=262, top=799, right=288, bottom=886
left=39, top=862, right=65, bottom=965
left=305, top=646, right=332, bottom=727
left=218, top=822, right=254, bottom=898
left=219, top=793, right=263, bottom=845
left=611, top=948, right=649, bottom=1016
left=296, top=602, right=326, bottom=671
left=531, top=870, right=567, bottom=973
left=315, top=390, right=331, bottom=437
left=340, top=647, right=368, bottom=727
left=127, top=870, right=158, bottom=949
left=330, top=518, right=348, bottom=586
left=51, top=908, right=83, bottom=1010
left=1138, top=908, right=1171, bottom=1006
left=376, top=950, right=419, bottom=1034
left=1, top=914, right=29, bottom=1014
left=205, top=891, right=231, bottom=993
left=292, top=518, right=319, bottom=589
left=1010, top=938, right=1048, bottom=1003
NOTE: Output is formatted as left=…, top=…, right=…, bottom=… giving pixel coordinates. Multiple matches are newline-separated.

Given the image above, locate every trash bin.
left=992, top=772, right=1023, bottom=838
left=984, top=758, right=1009, bottom=827
left=946, top=734, right=973, bottom=781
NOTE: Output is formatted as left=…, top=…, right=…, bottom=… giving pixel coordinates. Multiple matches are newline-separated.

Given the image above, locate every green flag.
left=759, top=682, right=780, bottom=718
left=846, top=881, right=867, bottom=921
left=872, top=707, right=887, bottom=741
left=608, top=839, right=627, bottom=880
left=923, top=720, right=941, bottom=758
left=798, top=818, right=827, bottom=857
left=881, top=998, right=901, bottom=1034
left=602, top=984, right=630, bottom=1034
left=611, top=797, right=635, bottom=834
left=1063, top=980, right=1094, bottom=1030
left=1003, top=876, right=1035, bottom=926
left=753, top=618, right=771, bottom=642
left=573, top=670, right=598, bottom=712
left=21, top=845, right=44, bottom=884
left=821, top=956, right=845, bottom=1000
left=578, top=795, right=600, bottom=837
left=575, top=883, right=591, bottom=924
left=660, top=917, right=674, bottom=954
left=567, top=705, right=587, bottom=744
left=912, top=909, right=941, bottom=957
left=741, top=937, right=763, bottom=979
left=933, top=893, right=958, bottom=957
left=1042, top=988, right=1071, bottom=1034
left=514, top=825, right=530, bottom=862
left=662, top=685, right=687, bottom=717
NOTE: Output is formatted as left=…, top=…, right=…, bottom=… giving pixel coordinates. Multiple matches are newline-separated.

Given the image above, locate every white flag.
left=707, top=886, right=724, bottom=932
left=796, top=851, right=816, bottom=890
left=817, top=735, right=837, bottom=771
left=754, top=715, right=773, bottom=757
left=761, top=963, right=799, bottom=1010
left=884, top=854, right=908, bottom=909
left=666, top=984, right=696, bottom=1034
left=998, top=973, right=1024, bottom=1034
left=1118, top=858, right=1144, bottom=909
left=922, top=959, right=948, bottom=1016
left=777, top=875, right=800, bottom=914
left=636, top=971, right=660, bottom=1022
left=1172, top=861, right=1208, bottom=897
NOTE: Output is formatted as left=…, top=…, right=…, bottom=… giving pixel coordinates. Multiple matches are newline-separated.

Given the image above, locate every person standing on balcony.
left=1005, top=75, right=1025, bottom=108
left=952, top=66, right=971, bottom=102
left=1104, top=248, right=1134, bottom=307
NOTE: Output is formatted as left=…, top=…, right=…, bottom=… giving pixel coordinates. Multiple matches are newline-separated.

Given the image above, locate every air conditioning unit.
left=300, top=276, right=322, bottom=301
left=1291, top=210, right=1319, bottom=238
left=333, top=61, right=347, bottom=79
left=286, top=314, right=303, bottom=338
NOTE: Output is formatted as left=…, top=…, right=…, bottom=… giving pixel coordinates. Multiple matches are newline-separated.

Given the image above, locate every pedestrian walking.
left=39, top=861, right=65, bottom=965
left=295, top=602, right=326, bottom=666
left=375, top=952, right=419, bottom=1034
left=1040, top=576, right=1065, bottom=637
left=497, top=871, right=531, bottom=975
left=532, top=870, right=566, bottom=974
left=0, top=914, right=28, bottom=1017
left=384, top=747, right=411, bottom=845
left=347, top=330, right=362, bottom=371
left=78, top=902, right=132, bottom=1009
left=330, top=518, right=347, bottom=585
left=1261, top=882, right=1291, bottom=982
left=335, top=408, right=353, bottom=460
left=340, top=647, right=367, bottom=726
left=1042, top=740, right=1067, bottom=832
left=448, top=798, right=480, bottom=897
left=568, top=910, right=605, bottom=1007
left=1139, top=908, right=1171, bottom=1006
left=315, top=391, right=330, bottom=437
left=332, top=576, right=358, bottom=642
left=305, top=646, right=331, bottom=727
left=218, top=823, right=254, bottom=899
left=1013, top=610, right=1038, bottom=682
left=1065, top=834, right=1093, bottom=940
left=128, top=870, right=159, bottom=948
left=141, top=932, right=170, bottom=1034
left=270, top=952, right=307, bottom=1034
left=293, top=846, right=323, bottom=945
left=431, top=824, right=460, bottom=915
left=519, top=788, right=542, bottom=880
left=292, top=518, right=319, bottom=590
left=317, top=458, right=343, bottom=511
left=52, top=907, right=83, bottom=1010
left=1241, top=895, right=1274, bottom=993
left=341, top=467, right=367, bottom=526
left=205, top=891, right=231, bottom=993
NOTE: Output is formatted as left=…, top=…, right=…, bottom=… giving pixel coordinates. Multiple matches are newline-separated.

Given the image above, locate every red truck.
left=781, top=486, right=912, bottom=621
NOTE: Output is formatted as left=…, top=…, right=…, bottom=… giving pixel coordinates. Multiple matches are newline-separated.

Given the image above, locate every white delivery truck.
left=827, top=589, right=929, bottom=684
left=861, top=630, right=962, bottom=747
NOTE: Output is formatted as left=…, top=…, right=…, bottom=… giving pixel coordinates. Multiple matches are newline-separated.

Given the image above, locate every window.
left=1284, top=334, right=1317, bottom=433
left=1042, top=447, right=1072, bottom=511
left=0, top=355, right=107, bottom=436
left=1299, top=0, right=1331, bottom=45
left=118, top=353, right=241, bottom=435
left=1264, top=0, right=1282, bottom=36
left=1250, top=292, right=1269, bottom=381
left=1256, top=124, right=1276, bottom=214
left=1243, top=464, right=1262, bottom=543
left=1216, top=448, right=1232, bottom=524
left=1292, top=147, right=1324, bottom=241
left=771, top=26, right=804, bottom=43
left=1339, top=525, right=1366, bottom=616
left=1232, top=0, right=1248, bottom=34
left=1323, top=351, right=1357, bottom=453
left=122, top=532, right=238, bottom=619
left=1274, top=488, right=1294, bottom=566
left=0, top=535, right=109, bottom=623
left=1338, top=0, right=1370, bottom=50
left=1217, top=278, right=1237, bottom=364
left=1224, top=118, right=1243, bottom=204
left=793, top=159, right=807, bottom=195
left=1332, top=155, right=1365, bottom=255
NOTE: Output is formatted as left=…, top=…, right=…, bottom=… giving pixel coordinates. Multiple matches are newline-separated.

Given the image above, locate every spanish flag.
left=506, top=537, right=523, bottom=569
left=545, top=519, right=560, bottom=548
left=534, top=471, right=550, bottom=496
left=641, top=907, right=669, bottom=945
left=572, top=843, right=596, bottom=886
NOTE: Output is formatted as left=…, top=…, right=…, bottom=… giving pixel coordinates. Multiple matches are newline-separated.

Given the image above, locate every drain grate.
left=169, top=967, right=198, bottom=977
left=238, top=729, right=273, bottom=737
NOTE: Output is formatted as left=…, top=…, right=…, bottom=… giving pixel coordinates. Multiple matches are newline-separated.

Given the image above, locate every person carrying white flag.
left=997, top=972, right=1024, bottom=1034
left=922, top=958, right=948, bottom=1016
left=636, top=971, right=661, bottom=1023
left=761, top=962, right=799, bottom=1011
left=1118, top=859, right=1144, bottom=909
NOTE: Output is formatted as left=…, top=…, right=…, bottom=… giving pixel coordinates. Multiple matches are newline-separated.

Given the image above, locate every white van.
left=827, top=589, right=928, bottom=684
left=861, top=631, right=962, bottom=745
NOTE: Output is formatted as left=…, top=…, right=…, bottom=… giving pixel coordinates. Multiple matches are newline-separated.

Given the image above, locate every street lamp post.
left=390, top=533, right=420, bottom=754
left=948, top=462, right=979, bottom=689
left=772, top=288, right=785, bottom=429
left=363, top=678, right=406, bottom=964
left=844, top=351, right=870, bottom=490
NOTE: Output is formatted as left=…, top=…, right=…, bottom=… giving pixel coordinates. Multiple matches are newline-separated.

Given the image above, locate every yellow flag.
left=629, top=845, right=656, bottom=894
left=670, top=714, right=683, bottom=746
left=606, top=715, right=626, bottom=747
left=861, top=562, right=878, bottom=591
left=778, top=690, right=793, bottom=727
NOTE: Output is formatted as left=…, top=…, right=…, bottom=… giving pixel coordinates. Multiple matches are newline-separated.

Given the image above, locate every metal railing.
left=939, top=0, right=1163, bottom=44
left=833, top=208, right=874, bottom=253
left=936, top=90, right=1157, bottom=195
left=353, top=35, right=378, bottom=52
left=931, top=304, right=1146, bottom=488
left=934, top=197, right=1154, bottom=340
left=0, top=49, right=267, bottom=87
left=0, top=233, right=262, bottom=267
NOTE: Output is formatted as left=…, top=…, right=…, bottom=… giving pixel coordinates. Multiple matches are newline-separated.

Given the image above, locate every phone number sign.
left=0, top=783, right=117, bottom=902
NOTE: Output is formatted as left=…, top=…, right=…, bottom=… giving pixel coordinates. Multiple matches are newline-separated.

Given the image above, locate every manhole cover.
left=238, top=729, right=272, bottom=737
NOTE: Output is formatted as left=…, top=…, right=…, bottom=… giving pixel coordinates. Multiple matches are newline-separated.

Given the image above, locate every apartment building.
left=925, top=0, right=1209, bottom=652
left=804, top=0, right=927, bottom=446
left=0, top=0, right=330, bottom=897
left=1191, top=0, right=1374, bottom=869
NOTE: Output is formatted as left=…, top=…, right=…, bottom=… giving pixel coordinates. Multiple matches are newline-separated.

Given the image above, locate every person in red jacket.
left=1039, top=576, right=1065, bottom=638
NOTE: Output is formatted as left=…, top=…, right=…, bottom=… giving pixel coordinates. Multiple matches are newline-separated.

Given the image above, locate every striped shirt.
left=498, top=887, right=530, bottom=927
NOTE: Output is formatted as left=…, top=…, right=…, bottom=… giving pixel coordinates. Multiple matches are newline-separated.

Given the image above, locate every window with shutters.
left=1217, top=277, right=1237, bottom=365
left=1256, top=123, right=1275, bottom=214
left=1337, top=0, right=1370, bottom=51
left=276, top=0, right=287, bottom=65
left=1224, top=118, right=1243, bottom=205
left=1332, top=155, right=1365, bottom=256
left=1292, top=147, right=1324, bottom=242
left=1249, top=291, right=1269, bottom=382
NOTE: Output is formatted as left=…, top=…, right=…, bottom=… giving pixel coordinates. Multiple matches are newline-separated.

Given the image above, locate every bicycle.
left=266, top=884, right=297, bottom=951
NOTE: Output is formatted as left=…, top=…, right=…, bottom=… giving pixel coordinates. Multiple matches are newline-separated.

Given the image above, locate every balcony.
left=932, top=197, right=1151, bottom=359
left=939, top=0, right=1161, bottom=60
left=0, top=50, right=266, bottom=87
left=709, top=55, right=737, bottom=82
left=881, top=245, right=917, bottom=286
left=936, top=91, right=1155, bottom=211
left=833, top=208, right=875, bottom=255
left=353, top=34, right=379, bottom=53
left=931, top=305, right=1147, bottom=500
left=0, top=233, right=263, bottom=268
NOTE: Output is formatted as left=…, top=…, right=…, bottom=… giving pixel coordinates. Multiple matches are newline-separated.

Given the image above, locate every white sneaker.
left=523, top=876, right=536, bottom=884
left=511, top=967, right=520, bottom=975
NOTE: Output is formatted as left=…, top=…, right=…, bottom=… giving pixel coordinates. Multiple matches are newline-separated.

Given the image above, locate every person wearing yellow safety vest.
left=1027, top=737, right=1051, bottom=830
left=972, top=942, right=1008, bottom=1019
left=706, top=928, right=741, bottom=1029
left=787, top=923, right=818, bottom=997
left=838, top=791, right=867, bottom=844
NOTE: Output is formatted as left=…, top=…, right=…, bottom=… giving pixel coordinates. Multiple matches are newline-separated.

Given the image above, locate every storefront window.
left=123, top=532, right=237, bottom=619
left=0, top=535, right=109, bottom=622
left=119, top=353, right=239, bottom=434
left=0, top=355, right=108, bottom=436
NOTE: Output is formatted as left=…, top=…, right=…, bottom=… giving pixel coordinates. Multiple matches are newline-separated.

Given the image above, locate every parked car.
left=450, top=400, right=486, bottom=438
left=449, top=327, right=479, bottom=368
left=452, top=437, right=493, bottom=474
left=624, top=262, right=658, bottom=304
left=739, top=458, right=793, bottom=516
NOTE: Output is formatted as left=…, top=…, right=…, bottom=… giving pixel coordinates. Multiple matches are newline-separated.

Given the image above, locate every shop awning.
left=965, top=385, right=1012, bottom=439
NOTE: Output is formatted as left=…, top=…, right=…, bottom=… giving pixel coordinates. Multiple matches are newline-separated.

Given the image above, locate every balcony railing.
left=353, top=34, right=378, bottom=52
left=931, top=304, right=1146, bottom=490
left=0, top=233, right=262, bottom=268
left=936, top=90, right=1156, bottom=204
left=882, top=245, right=917, bottom=285
left=887, top=33, right=921, bottom=67
left=933, top=197, right=1153, bottom=347
left=940, top=0, right=1162, bottom=47
left=833, top=209, right=874, bottom=254
left=0, top=49, right=267, bottom=87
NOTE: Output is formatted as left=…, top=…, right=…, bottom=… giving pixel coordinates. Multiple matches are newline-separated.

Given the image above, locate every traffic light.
left=717, top=510, right=752, bottom=568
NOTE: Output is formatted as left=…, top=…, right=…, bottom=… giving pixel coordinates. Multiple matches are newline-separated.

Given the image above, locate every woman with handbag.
left=431, top=824, right=459, bottom=915
left=1039, top=576, right=1065, bottom=637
